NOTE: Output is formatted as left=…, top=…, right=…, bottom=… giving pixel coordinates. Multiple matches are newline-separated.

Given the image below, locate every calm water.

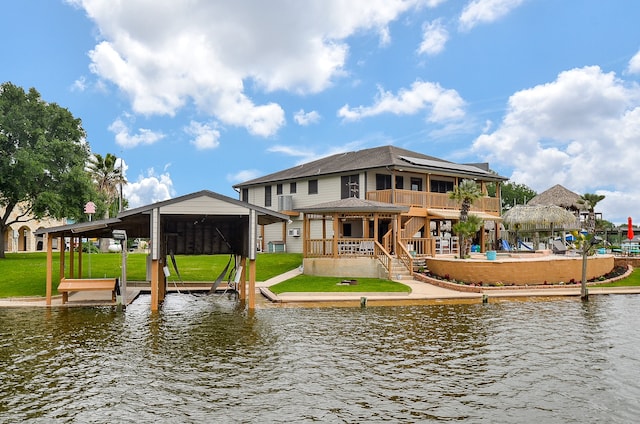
left=1, top=294, right=640, bottom=423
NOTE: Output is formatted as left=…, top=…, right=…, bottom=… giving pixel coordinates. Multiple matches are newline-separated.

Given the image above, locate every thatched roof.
left=502, top=204, right=580, bottom=230
left=527, top=184, right=583, bottom=210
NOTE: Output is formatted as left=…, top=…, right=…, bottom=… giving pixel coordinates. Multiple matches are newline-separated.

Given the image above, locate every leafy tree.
left=488, top=181, right=537, bottom=213
left=452, top=214, right=483, bottom=258
left=448, top=179, right=482, bottom=222
left=87, top=153, right=127, bottom=218
left=577, top=193, right=605, bottom=233
left=0, top=82, right=96, bottom=258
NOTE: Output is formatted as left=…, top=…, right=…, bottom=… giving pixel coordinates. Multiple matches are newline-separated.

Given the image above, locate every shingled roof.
left=234, top=145, right=506, bottom=188
left=527, top=184, right=584, bottom=210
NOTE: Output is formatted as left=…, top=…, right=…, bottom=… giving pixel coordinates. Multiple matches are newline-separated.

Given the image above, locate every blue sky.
left=2, top=0, right=640, bottom=224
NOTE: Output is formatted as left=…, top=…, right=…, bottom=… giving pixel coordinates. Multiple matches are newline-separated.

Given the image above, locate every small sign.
left=84, top=201, right=96, bottom=214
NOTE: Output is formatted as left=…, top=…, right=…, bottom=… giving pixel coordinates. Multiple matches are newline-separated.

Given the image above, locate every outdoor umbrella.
left=628, top=217, right=634, bottom=240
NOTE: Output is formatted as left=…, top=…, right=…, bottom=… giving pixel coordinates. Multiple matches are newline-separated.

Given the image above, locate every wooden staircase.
left=401, top=216, right=424, bottom=239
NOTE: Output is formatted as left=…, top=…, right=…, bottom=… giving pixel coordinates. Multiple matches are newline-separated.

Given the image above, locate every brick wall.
left=426, top=255, right=615, bottom=285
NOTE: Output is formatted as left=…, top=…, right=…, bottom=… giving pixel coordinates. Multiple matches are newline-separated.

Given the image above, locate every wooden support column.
left=59, top=236, right=65, bottom=279
left=248, top=258, right=256, bottom=310
left=321, top=216, right=327, bottom=255
left=302, top=214, right=309, bottom=257
left=78, top=238, right=82, bottom=278
left=46, top=233, right=53, bottom=306
left=282, top=222, right=287, bottom=249
left=496, top=183, right=502, bottom=241
left=373, top=213, right=379, bottom=241
left=69, top=237, right=75, bottom=279
left=332, top=212, right=339, bottom=258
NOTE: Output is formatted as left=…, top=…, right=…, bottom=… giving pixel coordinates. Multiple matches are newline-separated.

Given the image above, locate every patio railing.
left=366, top=189, right=500, bottom=213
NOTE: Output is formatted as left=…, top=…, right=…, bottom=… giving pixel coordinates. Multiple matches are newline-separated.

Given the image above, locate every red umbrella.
left=628, top=217, right=634, bottom=240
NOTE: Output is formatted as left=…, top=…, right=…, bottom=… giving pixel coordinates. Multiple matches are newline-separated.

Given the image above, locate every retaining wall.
left=426, top=254, right=615, bottom=285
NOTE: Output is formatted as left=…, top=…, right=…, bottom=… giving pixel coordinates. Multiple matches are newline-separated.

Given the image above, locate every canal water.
left=1, top=294, right=639, bottom=423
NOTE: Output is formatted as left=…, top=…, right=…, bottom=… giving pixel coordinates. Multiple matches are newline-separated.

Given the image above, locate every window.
left=395, top=175, right=404, bottom=189
left=290, top=182, right=297, bottom=194
left=411, top=177, right=422, bottom=191
left=376, top=174, right=392, bottom=190
left=430, top=179, right=454, bottom=193
left=341, top=174, right=359, bottom=199
left=308, top=179, right=318, bottom=195
left=264, top=186, right=272, bottom=207
left=276, top=183, right=283, bottom=195
left=241, top=188, right=249, bottom=202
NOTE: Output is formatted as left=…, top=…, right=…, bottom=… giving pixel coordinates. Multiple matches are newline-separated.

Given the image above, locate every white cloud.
left=226, top=169, right=262, bottom=184
left=71, top=76, right=87, bottom=92
left=123, top=167, right=174, bottom=209
left=628, top=49, right=640, bottom=74
left=74, top=0, right=427, bottom=138
left=418, top=19, right=448, bottom=56
left=459, top=0, right=525, bottom=31
left=108, top=117, right=165, bottom=148
left=472, top=66, right=640, bottom=224
left=294, top=109, right=321, bottom=126
left=338, top=80, right=465, bottom=122
left=185, top=120, right=220, bottom=150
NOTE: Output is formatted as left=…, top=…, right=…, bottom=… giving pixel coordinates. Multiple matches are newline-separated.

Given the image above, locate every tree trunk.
left=0, top=227, right=5, bottom=258
left=581, top=250, right=589, bottom=300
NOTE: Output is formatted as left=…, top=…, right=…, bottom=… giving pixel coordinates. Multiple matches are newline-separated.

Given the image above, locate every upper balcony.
left=366, top=189, right=500, bottom=214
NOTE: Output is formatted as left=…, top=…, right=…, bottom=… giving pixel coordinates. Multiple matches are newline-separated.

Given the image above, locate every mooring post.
left=360, top=296, right=367, bottom=308
left=482, top=294, right=488, bottom=304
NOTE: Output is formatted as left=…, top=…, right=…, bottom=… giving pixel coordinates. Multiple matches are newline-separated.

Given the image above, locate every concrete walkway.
left=3, top=269, right=640, bottom=308
left=256, top=269, right=640, bottom=304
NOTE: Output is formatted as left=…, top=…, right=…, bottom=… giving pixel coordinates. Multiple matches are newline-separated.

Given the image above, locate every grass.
left=593, top=268, right=640, bottom=287
left=0, top=252, right=302, bottom=298
left=268, top=275, right=411, bottom=294
left=3, top=251, right=639, bottom=298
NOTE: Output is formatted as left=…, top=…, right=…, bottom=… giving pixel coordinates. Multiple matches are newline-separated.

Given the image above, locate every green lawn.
left=0, top=252, right=302, bottom=298
left=2, top=251, right=639, bottom=298
left=593, top=268, right=640, bottom=287
left=268, top=275, right=410, bottom=294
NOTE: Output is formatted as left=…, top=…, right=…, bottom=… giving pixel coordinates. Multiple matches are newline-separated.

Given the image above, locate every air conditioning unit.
left=288, top=228, right=301, bottom=237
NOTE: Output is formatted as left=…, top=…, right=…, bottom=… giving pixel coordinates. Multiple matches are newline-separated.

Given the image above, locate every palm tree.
left=87, top=153, right=127, bottom=218
left=448, top=179, right=483, bottom=222
left=577, top=193, right=605, bottom=233
left=452, top=214, right=483, bottom=258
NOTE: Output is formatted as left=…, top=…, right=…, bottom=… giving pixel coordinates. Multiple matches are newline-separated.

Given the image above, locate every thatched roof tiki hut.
left=501, top=204, right=580, bottom=250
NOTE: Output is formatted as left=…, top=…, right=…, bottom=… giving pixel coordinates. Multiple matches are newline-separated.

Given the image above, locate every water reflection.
left=1, top=294, right=640, bottom=422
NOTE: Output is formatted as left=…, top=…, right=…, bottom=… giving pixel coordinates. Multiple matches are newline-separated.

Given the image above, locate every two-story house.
left=234, top=145, right=507, bottom=279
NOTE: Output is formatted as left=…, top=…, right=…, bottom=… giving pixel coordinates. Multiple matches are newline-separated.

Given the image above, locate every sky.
left=2, top=0, right=640, bottom=225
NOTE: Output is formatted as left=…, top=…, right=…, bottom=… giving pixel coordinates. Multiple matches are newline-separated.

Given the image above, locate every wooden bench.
left=57, top=278, right=118, bottom=304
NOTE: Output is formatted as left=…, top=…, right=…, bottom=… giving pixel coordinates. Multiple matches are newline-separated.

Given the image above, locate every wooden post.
left=78, top=237, right=82, bottom=278
left=332, top=212, right=339, bottom=258
left=248, top=258, right=256, bottom=310
left=59, top=236, right=65, bottom=279
left=46, top=234, right=53, bottom=306
left=69, top=237, right=75, bottom=279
